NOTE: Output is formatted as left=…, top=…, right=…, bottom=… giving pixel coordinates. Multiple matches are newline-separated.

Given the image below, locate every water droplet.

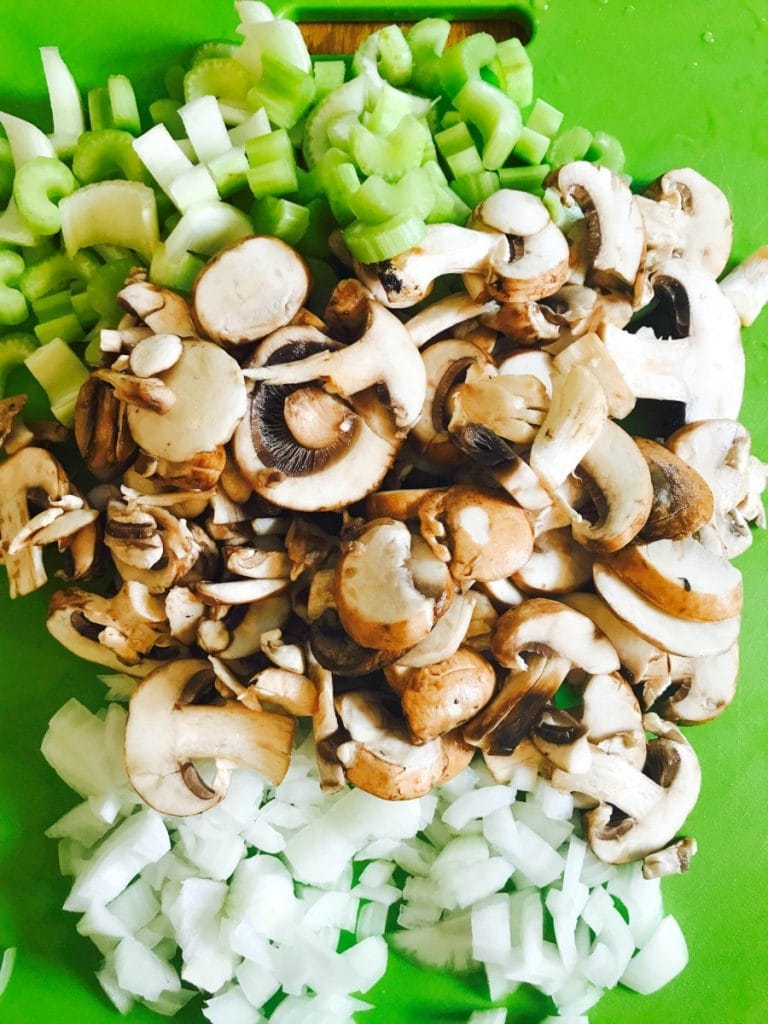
left=702, top=30, right=715, bottom=43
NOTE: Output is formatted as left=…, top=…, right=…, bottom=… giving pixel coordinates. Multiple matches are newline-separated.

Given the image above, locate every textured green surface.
left=0, top=2, right=767, bottom=1023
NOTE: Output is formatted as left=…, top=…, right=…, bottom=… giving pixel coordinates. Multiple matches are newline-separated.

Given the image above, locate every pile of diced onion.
left=42, top=681, right=687, bottom=1023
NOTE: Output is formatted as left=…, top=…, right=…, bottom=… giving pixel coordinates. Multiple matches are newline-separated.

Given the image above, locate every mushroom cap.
left=513, top=527, right=594, bottom=595
left=126, top=340, right=247, bottom=462
left=418, top=485, right=534, bottom=583
left=192, top=235, right=311, bottom=345
left=335, top=519, right=454, bottom=654
left=635, top=436, right=714, bottom=541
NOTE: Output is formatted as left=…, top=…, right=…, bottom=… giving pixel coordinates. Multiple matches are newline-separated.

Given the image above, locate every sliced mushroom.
left=657, top=645, right=739, bottom=724
left=602, top=259, right=744, bottom=422
left=552, top=332, right=635, bottom=420
left=512, top=527, right=594, bottom=595
left=73, top=376, right=139, bottom=482
left=417, top=485, right=534, bottom=583
left=334, top=690, right=474, bottom=800
left=642, top=836, right=697, bottom=879
left=447, top=373, right=549, bottom=447
left=579, top=672, right=646, bottom=770
left=220, top=592, right=292, bottom=660
left=129, top=333, right=183, bottom=378
left=335, top=519, right=454, bottom=654
left=561, top=592, right=660, bottom=686
left=165, top=586, right=206, bottom=645
left=118, top=278, right=197, bottom=337
left=635, top=437, right=714, bottom=541
left=530, top=707, right=590, bottom=773
left=394, top=591, right=476, bottom=669
left=106, top=502, right=200, bottom=592
left=224, top=546, right=291, bottom=579
left=0, top=395, right=29, bottom=451
left=720, top=244, right=768, bottom=326
left=366, top=488, right=444, bottom=522
left=406, top=292, right=500, bottom=348
left=151, top=447, right=227, bottom=492
left=124, top=659, right=295, bottom=815
left=246, top=666, right=317, bottom=717
left=309, top=608, right=400, bottom=676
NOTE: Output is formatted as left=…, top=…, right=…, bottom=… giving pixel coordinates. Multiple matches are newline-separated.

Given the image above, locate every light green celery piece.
left=228, top=107, right=270, bottom=146
left=40, top=47, right=85, bottom=155
left=407, top=18, right=451, bottom=97
left=526, top=98, right=564, bottom=138
left=350, top=114, right=429, bottom=181
left=178, top=95, right=231, bottom=163
left=251, top=195, right=309, bottom=245
left=208, top=146, right=250, bottom=196
left=513, top=126, right=551, bottom=165
left=0, top=200, right=39, bottom=247
left=493, top=37, right=533, bottom=107
left=149, top=99, right=185, bottom=139
left=326, top=112, right=359, bottom=154
left=25, top=335, right=89, bottom=425
left=234, top=13, right=311, bottom=76
left=166, top=165, right=220, bottom=212
left=73, top=129, right=149, bottom=185
left=13, top=157, right=76, bottom=236
left=107, top=75, right=141, bottom=135
left=87, top=87, right=113, bottom=131
left=302, top=75, right=369, bottom=169
left=149, top=244, right=205, bottom=292
left=454, top=80, right=522, bottom=170
left=549, top=126, right=593, bottom=167
left=376, top=26, right=413, bottom=86
left=69, top=289, right=98, bottom=329
left=587, top=131, right=626, bottom=173
left=435, top=122, right=484, bottom=176
left=364, top=83, right=416, bottom=136
left=422, top=160, right=471, bottom=225
left=191, top=40, right=237, bottom=64
left=313, top=60, right=346, bottom=101
left=450, top=169, right=500, bottom=207
left=34, top=312, right=82, bottom=345
left=20, top=251, right=82, bottom=301
left=294, top=166, right=322, bottom=203
left=349, top=167, right=435, bottom=226
left=0, top=948, right=15, bottom=997
left=32, top=288, right=73, bottom=323
left=0, top=111, right=56, bottom=165
left=498, top=163, right=550, bottom=192
left=0, top=333, right=37, bottom=396
left=86, top=257, right=135, bottom=323
left=439, top=33, right=497, bottom=99
left=59, top=181, right=159, bottom=261
left=184, top=57, right=252, bottom=108
left=132, top=124, right=194, bottom=194
left=440, top=110, right=463, bottom=130
left=163, top=200, right=252, bottom=262
left=316, top=148, right=360, bottom=226
left=246, top=53, right=316, bottom=130
left=82, top=324, right=106, bottom=367
left=0, top=139, right=13, bottom=207
left=343, top=213, right=427, bottom=263
left=0, top=250, right=28, bottom=325
left=245, top=128, right=298, bottom=198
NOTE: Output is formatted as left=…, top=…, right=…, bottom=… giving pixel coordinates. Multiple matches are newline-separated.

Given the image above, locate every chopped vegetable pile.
left=0, top=1, right=767, bottom=1022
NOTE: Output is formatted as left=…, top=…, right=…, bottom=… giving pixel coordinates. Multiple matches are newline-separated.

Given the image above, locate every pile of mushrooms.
left=2, top=160, right=767, bottom=880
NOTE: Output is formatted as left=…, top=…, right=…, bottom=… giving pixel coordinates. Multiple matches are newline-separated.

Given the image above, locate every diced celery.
left=163, top=200, right=252, bottom=261
left=34, top=312, right=83, bottom=345
left=191, top=40, right=237, bottom=64
left=0, top=332, right=37, bottom=396
left=20, top=252, right=83, bottom=302
left=73, top=130, right=149, bottom=185
left=435, top=122, right=484, bottom=177
left=69, top=289, right=99, bottom=329
left=132, top=124, right=193, bottom=194
left=246, top=53, right=316, bottom=130
left=86, top=257, right=135, bottom=323
left=25, top=335, right=89, bottom=425
left=149, top=99, right=185, bottom=138
left=0, top=250, right=28, bottom=326
left=0, top=139, right=14, bottom=207
left=407, top=18, right=451, bottom=97
left=326, top=112, right=358, bottom=153
left=0, top=112, right=56, bottom=167
left=108, top=75, right=141, bottom=135
left=350, top=114, right=428, bottom=181
left=71, top=250, right=102, bottom=282
left=296, top=196, right=334, bottom=258
left=149, top=243, right=205, bottom=291
left=228, top=108, right=271, bottom=146
left=376, top=26, right=413, bottom=87
left=349, top=167, right=435, bottom=225
left=313, top=60, right=346, bottom=100
left=439, top=33, right=497, bottom=99
left=179, top=95, right=232, bottom=163
left=59, top=181, right=159, bottom=261
left=493, top=37, right=533, bottom=107
left=440, top=110, right=463, bottom=130
left=184, top=57, right=252, bottom=108
left=549, top=126, right=593, bottom=166
left=316, top=149, right=360, bottom=226
left=87, top=87, right=113, bottom=131
left=450, top=169, right=500, bottom=207
left=13, top=157, right=76, bottom=236
left=302, top=76, right=369, bottom=169
left=208, top=145, right=250, bottom=196
left=245, top=129, right=298, bottom=197
left=498, top=163, right=550, bottom=192
left=513, top=126, right=550, bottom=165
left=251, top=195, right=309, bottom=245
left=32, top=288, right=72, bottom=323
left=423, top=160, right=471, bottom=225
left=454, top=80, right=522, bottom=169
left=166, top=164, right=220, bottom=212
left=587, top=131, right=626, bottom=173
left=40, top=47, right=85, bottom=154
left=364, top=83, right=416, bottom=136
left=526, top=98, right=564, bottom=138
left=343, top=213, right=427, bottom=263
left=235, top=13, right=311, bottom=76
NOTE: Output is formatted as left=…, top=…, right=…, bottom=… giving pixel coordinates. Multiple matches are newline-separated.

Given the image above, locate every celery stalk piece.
left=191, top=40, right=237, bottom=64
left=526, top=99, right=564, bottom=138
left=167, top=164, right=220, bottom=212
left=149, top=243, right=205, bottom=292
left=302, top=76, right=369, bottom=169
left=149, top=99, right=185, bottom=138
left=251, top=195, right=309, bottom=245
left=0, top=333, right=37, bottom=396
left=296, top=196, right=334, bottom=258
left=343, top=213, right=427, bottom=263
left=0, top=139, right=13, bottom=207
left=245, top=128, right=298, bottom=198
left=549, top=126, right=593, bottom=167
left=587, top=131, right=626, bottom=173
left=247, top=53, right=316, bottom=129
left=422, top=160, right=471, bottom=225
left=208, top=145, right=250, bottom=196
left=228, top=108, right=270, bottom=146
left=435, top=122, right=484, bottom=177
left=73, top=129, right=149, bottom=185
left=234, top=12, right=311, bottom=76
left=59, top=181, right=159, bottom=262
left=0, top=199, right=39, bottom=247
left=163, top=200, right=252, bottom=262
left=498, top=164, right=550, bottom=192
left=513, top=126, right=551, bottom=165
left=326, top=112, right=359, bottom=153
left=454, top=80, right=523, bottom=170
left=219, top=101, right=252, bottom=127
left=363, top=83, right=416, bottom=136
left=493, top=37, right=534, bottom=107
left=107, top=76, right=141, bottom=135
left=178, top=95, right=232, bottom=163
left=132, top=124, right=194, bottom=193
left=87, top=87, right=113, bottom=131
left=315, top=149, right=360, bottom=226
left=348, top=167, right=435, bottom=226
left=236, top=0, right=273, bottom=25
left=0, top=112, right=56, bottom=165
left=20, top=252, right=83, bottom=302
left=313, top=60, right=346, bottom=101
left=354, top=26, right=412, bottom=87
left=450, top=169, right=500, bottom=207
left=69, top=289, right=98, bottom=329
left=40, top=47, right=85, bottom=155
left=184, top=58, right=253, bottom=109
left=350, top=115, right=429, bottom=181
left=439, top=33, right=497, bottom=99
left=34, top=312, right=83, bottom=345
left=86, top=257, right=135, bottom=323
left=407, top=18, right=451, bottom=97
left=13, top=157, right=76, bottom=236
left=0, top=250, right=28, bottom=325
left=25, top=335, right=89, bottom=425
left=71, top=249, right=101, bottom=282
left=32, top=288, right=73, bottom=323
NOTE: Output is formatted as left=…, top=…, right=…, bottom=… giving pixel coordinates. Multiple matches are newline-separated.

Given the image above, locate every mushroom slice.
left=224, top=546, right=291, bottom=579
left=192, top=236, right=310, bottom=345
left=553, top=161, right=645, bottom=293
left=196, top=577, right=290, bottom=607
left=354, top=224, right=504, bottom=308
left=127, top=340, right=247, bottom=463
left=334, top=690, right=474, bottom=800
left=307, top=653, right=345, bottom=793
left=366, top=488, right=444, bottom=522
left=118, top=279, right=197, bottom=337
left=165, top=586, right=206, bottom=645
left=496, top=351, right=555, bottom=397
left=602, top=260, right=744, bottom=422
left=552, top=332, right=635, bottom=420
left=447, top=374, right=549, bottom=447
left=570, top=420, right=653, bottom=554
left=244, top=281, right=427, bottom=434
left=152, top=447, right=227, bottom=493
left=720, top=244, right=768, bottom=326
left=642, top=837, right=698, bottom=880
left=487, top=299, right=562, bottom=344
left=513, top=527, right=594, bottom=595
left=531, top=707, right=591, bottom=772
left=640, top=167, right=732, bottom=278
left=492, top=455, right=553, bottom=511
left=657, top=644, right=739, bottom=725
left=246, top=666, right=317, bottom=717
left=668, top=419, right=763, bottom=558
left=417, top=485, right=534, bottom=584
left=606, top=537, right=742, bottom=622
left=94, top=368, right=176, bottom=415
left=220, top=593, right=292, bottom=660
left=561, top=592, right=660, bottom=686
left=635, top=437, right=714, bottom=542
left=0, top=394, right=29, bottom=451
left=579, top=672, right=646, bottom=770
left=309, top=608, right=400, bottom=676
left=552, top=713, right=701, bottom=865
left=125, top=659, right=295, bottom=815
left=335, top=520, right=454, bottom=654
left=388, top=646, right=496, bottom=744
left=593, top=562, right=740, bottom=657
left=0, top=446, right=72, bottom=597
left=406, top=292, right=500, bottom=349
left=18, top=507, right=100, bottom=549
left=74, top=375, right=138, bottom=483
left=394, top=592, right=475, bottom=669
left=106, top=502, right=200, bottom=593
left=129, top=333, right=183, bottom=378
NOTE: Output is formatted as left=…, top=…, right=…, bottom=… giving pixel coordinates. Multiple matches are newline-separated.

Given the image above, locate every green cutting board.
left=0, top=2, right=767, bottom=1022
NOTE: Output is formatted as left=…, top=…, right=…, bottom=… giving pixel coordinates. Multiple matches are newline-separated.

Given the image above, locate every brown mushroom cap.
left=635, top=437, right=714, bottom=541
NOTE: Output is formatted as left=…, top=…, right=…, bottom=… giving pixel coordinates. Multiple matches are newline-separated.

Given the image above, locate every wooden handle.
left=301, top=17, right=531, bottom=55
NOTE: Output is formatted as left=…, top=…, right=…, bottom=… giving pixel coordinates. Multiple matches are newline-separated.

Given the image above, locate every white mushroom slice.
left=492, top=456, right=553, bottom=511
left=18, top=507, right=100, bottom=548
left=513, top=527, right=594, bottom=595
left=354, top=224, right=504, bottom=308
left=307, top=652, right=345, bottom=793
left=553, top=332, right=635, bottom=419
left=496, top=350, right=555, bottom=397
left=659, top=645, right=739, bottom=724
left=635, top=437, right=714, bottom=542
left=570, top=420, right=653, bottom=554
left=640, top=167, right=732, bottom=278
left=531, top=707, right=591, bottom=773
left=476, top=189, right=551, bottom=237
left=334, top=690, right=473, bottom=800
left=125, top=659, right=295, bottom=815
left=406, top=293, right=499, bottom=348
left=224, top=547, right=291, bottom=579
left=306, top=567, right=337, bottom=622
left=0, top=446, right=71, bottom=597
left=395, top=592, right=475, bottom=669
left=481, top=296, right=561, bottom=344
left=479, top=577, right=526, bottom=609
left=602, top=259, right=744, bottom=422
left=129, top=333, right=183, bottom=378
left=260, top=629, right=306, bottom=675
left=244, top=287, right=427, bottom=434
left=127, top=340, right=247, bottom=462
left=417, top=485, right=534, bottom=584
left=246, top=666, right=317, bottom=717
left=720, top=244, right=768, bottom=326
left=607, top=537, right=742, bottom=622
left=554, top=161, right=645, bottom=291
left=593, top=562, right=740, bottom=657
left=561, top=592, right=660, bottom=686
left=580, top=672, right=645, bottom=769
left=529, top=365, right=608, bottom=492
left=447, top=374, right=549, bottom=446
left=192, top=235, right=310, bottom=344
left=335, top=519, right=454, bottom=654
left=642, top=837, right=698, bottom=879
left=220, top=593, right=292, bottom=660
left=107, top=503, right=200, bottom=593
left=5, top=506, right=64, bottom=554
left=195, top=577, right=290, bottom=606
left=164, top=586, right=206, bottom=645
left=196, top=618, right=230, bottom=654
left=366, top=488, right=444, bottom=522
left=668, top=419, right=763, bottom=558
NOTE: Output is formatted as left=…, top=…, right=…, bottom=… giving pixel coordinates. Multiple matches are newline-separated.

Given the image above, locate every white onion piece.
left=620, top=915, right=689, bottom=994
